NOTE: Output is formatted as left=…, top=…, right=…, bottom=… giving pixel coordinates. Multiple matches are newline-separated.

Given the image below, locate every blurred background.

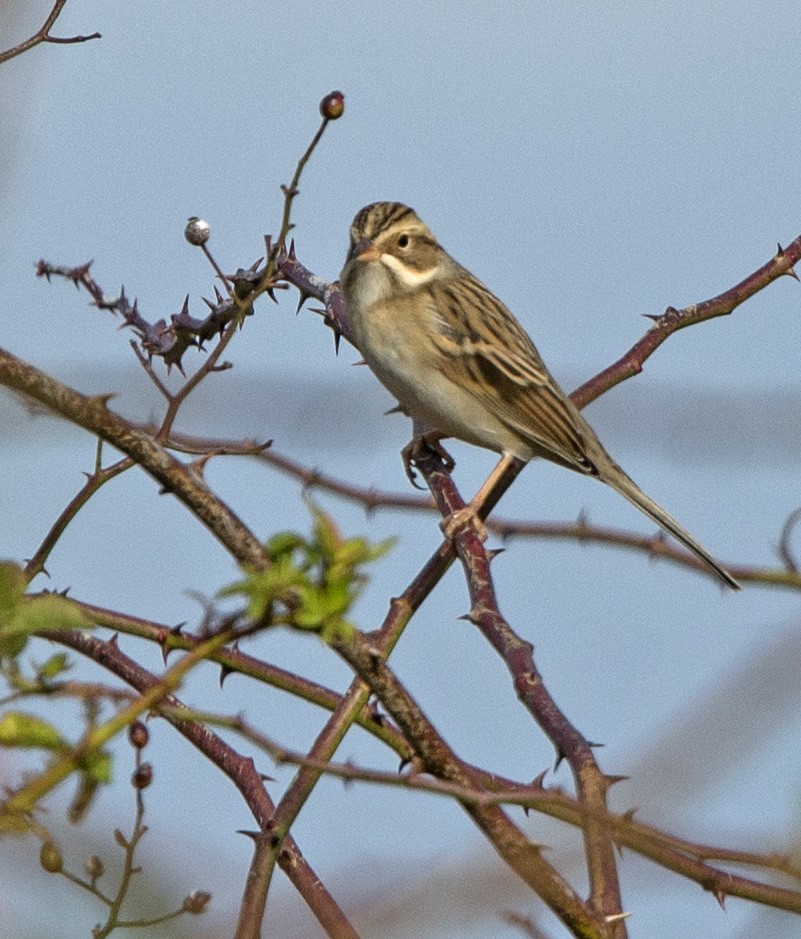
left=2, top=3, right=801, bottom=937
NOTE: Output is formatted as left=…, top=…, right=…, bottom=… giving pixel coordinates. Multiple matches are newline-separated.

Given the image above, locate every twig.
left=0, top=0, right=100, bottom=65
left=24, top=443, right=133, bottom=582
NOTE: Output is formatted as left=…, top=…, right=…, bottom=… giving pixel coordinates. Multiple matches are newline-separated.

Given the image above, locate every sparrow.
left=340, top=201, right=738, bottom=589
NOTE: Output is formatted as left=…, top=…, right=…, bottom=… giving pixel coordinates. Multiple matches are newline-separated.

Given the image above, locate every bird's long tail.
left=600, top=463, right=740, bottom=590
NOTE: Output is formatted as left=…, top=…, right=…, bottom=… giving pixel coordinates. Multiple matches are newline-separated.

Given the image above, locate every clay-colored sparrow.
left=340, top=201, right=738, bottom=589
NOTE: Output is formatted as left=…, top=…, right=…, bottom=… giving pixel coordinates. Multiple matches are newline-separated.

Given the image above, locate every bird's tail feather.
left=601, top=464, right=740, bottom=590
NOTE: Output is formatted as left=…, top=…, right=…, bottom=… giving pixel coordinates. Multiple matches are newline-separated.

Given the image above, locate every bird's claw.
left=402, top=433, right=455, bottom=489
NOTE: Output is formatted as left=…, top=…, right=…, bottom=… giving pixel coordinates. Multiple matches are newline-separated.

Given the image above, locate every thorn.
left=604, top=911, right=631, bottom=924
left=553, top=748, right=566, bottom=770
left=604, top=774, right=629, bottom=788
left=160, top=622, right=185, bottom=663
left=90, top=392, right=117, bottom=409
left=384, top=405, right=404, bottom=416
left=777, top=242, right=785, bottom=257
left=531, top=770, right=548, bottom=789
left=236, top=829, right=260, bottom=843
left=352, top=359, right=367, bottom=366
left=295, top=292, right=310, bottom=315
left=219, top=663, right=233, bottom=687
left=714, top=889, right=726, bottom=910
left=485, top=546, right=505, bottom=562
left=288, top=239, right=296, bottom=260
left=641, top=313, right=661, bottom=321
left=778, top=506, right=801, bottom=572
left=587, top=739, right=605, bottom=749
left=190, top=452, right=214, bottom=478
left=622, top=806, right=639, bottom=821
left=107, top=633, right=119, bottom=647
left=334, top=329, right=341, bottom=355
left=459, top=607, right=482, bottom=625
left=214, top=286, right=225, bottom=304
left=259, top=773, right=276, bottom=783
left=786, top=266, right=799, bottom=282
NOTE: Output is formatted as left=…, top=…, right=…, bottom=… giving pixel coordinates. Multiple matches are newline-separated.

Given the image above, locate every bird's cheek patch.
left=380, top=253, right=439, bottom=288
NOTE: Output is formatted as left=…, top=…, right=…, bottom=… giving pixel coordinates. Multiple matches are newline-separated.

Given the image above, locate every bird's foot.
left=402, top=433, right=455, bottom=489
left=440, top=505, right=488, bottom=543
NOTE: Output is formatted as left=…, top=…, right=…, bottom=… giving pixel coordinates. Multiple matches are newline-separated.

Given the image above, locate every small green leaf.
left=0, top=587, right=88, bottom=659
left=0, top=712, right=66, bottom=750
left=37, top=652, right=71, bottom=680
left=0, top=562, right=26, bottom=618
left=80, top=748, right=113, bottom=785
left=15, top=594, right=87, bottom=635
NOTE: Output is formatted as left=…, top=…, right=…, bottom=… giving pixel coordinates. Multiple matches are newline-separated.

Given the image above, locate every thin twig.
left=0, top=0, right=100, bottom=64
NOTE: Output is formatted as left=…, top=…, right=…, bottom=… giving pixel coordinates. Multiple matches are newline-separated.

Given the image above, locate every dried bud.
left=39, top=841, right=63, bottom=873
left=183, top=890, right=212, bottom=914
left=320, top=91, right=345, bottom=120
left=85, top=855, right=104, bottom=879
left=128, top=721, right=149, bottom=750
left=184, top=217, right=211, bottom=246
left=131, top=762, right=153, bottom=789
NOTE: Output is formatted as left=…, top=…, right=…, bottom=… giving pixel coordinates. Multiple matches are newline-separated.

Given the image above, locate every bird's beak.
left=352, top=239, right=381, bottom=263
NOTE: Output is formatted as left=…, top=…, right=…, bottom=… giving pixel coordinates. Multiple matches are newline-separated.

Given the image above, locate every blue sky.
left=2, top=3, right=801, bottom=937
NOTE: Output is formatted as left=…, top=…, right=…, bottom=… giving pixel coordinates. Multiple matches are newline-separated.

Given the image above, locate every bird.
left=339, top=201, right=738, bottom=589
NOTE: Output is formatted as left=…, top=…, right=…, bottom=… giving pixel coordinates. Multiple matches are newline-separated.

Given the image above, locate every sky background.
left=2, top=3, right=801, bottom=938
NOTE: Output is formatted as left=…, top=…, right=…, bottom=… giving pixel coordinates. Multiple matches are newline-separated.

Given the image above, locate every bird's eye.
left=397, top=234, right=410, bottom=249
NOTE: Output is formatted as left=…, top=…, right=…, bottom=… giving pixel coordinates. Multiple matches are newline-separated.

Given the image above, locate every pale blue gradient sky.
left=2, top=4, right=801, bottom=938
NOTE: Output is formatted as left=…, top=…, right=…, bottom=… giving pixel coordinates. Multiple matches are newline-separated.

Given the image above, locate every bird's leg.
left=440, top=452, right=518, bottom=543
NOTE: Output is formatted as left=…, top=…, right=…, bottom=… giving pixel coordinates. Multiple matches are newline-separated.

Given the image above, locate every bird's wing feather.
left=424, top=275, right=595, bottom=472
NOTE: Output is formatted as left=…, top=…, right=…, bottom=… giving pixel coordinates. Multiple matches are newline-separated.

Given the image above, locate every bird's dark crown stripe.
left=353, top=202, right=416, bottom=240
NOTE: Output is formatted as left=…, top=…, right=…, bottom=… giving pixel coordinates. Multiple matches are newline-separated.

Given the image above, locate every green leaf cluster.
left=223, top=504, right=393, bottom=641
left=0, top=562, right=87, bottom=659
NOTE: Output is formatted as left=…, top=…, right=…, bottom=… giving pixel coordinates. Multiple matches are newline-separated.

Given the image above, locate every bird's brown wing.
left=424, top=275, right=596, bottom=473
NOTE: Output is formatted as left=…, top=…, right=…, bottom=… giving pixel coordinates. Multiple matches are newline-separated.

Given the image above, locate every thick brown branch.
left=413, top=445, right=626, bottom=930
left=327, top=627, right=609, bottom=938
left=0, top=347, right=266, bottom=569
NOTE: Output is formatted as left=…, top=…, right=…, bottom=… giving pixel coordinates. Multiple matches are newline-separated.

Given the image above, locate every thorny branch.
left=8, top=79, right=801, bottom=936
left=55, top=629, right=358, bottom=939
